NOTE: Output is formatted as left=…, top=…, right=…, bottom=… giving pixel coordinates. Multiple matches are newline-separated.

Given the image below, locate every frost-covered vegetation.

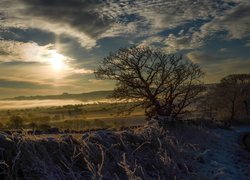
left=0, top=122, right=249, bottom=179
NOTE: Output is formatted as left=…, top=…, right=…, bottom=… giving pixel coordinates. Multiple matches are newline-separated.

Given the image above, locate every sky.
left=0, top=0, right=250, bottom=98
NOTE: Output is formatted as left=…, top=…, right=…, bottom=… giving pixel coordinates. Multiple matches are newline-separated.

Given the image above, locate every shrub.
left=38, top=124, right=51, bottom=132
left=28, top=122, right=38, bottom=131
left=7, top=115, right=24, bottom=129
left=0, top=122, right=4, bottom=129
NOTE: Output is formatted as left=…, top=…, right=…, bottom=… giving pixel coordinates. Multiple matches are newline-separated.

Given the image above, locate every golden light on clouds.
left=48, top=50, right=67, bottom=71
left=0, top=40, right=94, bottom=84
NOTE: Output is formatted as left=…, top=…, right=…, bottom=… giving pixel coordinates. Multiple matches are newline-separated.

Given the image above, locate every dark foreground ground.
left=0, top=123, right=249, bottom=180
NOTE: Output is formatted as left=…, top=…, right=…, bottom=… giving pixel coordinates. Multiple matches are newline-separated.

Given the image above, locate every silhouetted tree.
left=95, top=46, right=205, bottom=124
left=205, top=74, right=250, bottom=123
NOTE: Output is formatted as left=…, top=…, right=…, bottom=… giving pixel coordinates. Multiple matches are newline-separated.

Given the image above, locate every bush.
left=7, top=115, right=24, bottom=129
left=28, top=122, right=38, bottom=131
left=52, top=115, right=61, bottom=121
left=30, top=116, right=51, bottom=123
left=62, top=119, right=91, bottom=130
left=38, top=124, right=51, bottom=132
left=0, top=122, right=4, bottom=129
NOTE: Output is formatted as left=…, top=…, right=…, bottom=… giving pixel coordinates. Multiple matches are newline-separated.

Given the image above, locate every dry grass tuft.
left=0, top=123, right=216, bottom=179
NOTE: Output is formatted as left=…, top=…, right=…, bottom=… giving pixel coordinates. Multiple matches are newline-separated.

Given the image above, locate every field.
left=0, top=100, right=146, bottom=131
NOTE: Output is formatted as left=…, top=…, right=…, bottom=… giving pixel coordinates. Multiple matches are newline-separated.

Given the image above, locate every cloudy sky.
left=0, top=0, right=249, bottom=98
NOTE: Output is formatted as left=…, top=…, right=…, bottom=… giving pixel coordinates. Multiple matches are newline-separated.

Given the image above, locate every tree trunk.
left=230, top=92, right=237, bottom=124
left=155, top=107, right=174, bottom=127
left=244, top=100, right=249, bottom=116
left=230, top=101, right=235, bottom=124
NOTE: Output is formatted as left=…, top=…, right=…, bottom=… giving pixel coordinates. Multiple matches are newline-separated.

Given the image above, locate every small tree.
left=206, top=74, right=250, bottom=123
left=0, top=122, right=4, bottom=130
left=95, top=46, right=205, bottom=124
left=7, top=115, right=24, bottom=129
left=28, top=122, right=38, bottom=131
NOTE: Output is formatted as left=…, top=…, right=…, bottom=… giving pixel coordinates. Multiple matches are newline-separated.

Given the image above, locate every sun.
left=49, top=51, right=66, bottom=71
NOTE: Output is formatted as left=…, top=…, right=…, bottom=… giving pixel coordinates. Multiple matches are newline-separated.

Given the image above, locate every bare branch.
left=95, top=46, right=205, bottom=123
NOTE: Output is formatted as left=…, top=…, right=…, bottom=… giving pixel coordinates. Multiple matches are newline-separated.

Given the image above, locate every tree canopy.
left=95, top=46, right=205, bottom=122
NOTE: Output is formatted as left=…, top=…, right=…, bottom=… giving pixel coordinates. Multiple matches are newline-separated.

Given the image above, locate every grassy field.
left=0, top=101, right=146, bottom=131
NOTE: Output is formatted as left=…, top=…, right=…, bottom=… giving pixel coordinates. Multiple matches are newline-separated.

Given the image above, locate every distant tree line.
left=200, top=74, right=250, bottom=125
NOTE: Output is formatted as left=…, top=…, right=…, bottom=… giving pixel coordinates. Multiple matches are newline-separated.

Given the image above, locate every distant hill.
left=4, top=90, right=113, bottom=101
left=4, top=84, right=217, bottom=101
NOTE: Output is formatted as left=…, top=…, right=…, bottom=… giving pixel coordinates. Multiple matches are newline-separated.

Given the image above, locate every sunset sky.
left=0, top=0, right=249, bottom=98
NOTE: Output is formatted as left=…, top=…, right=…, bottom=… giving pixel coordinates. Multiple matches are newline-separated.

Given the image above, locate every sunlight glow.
left=49, top=51, right=66, bottom=71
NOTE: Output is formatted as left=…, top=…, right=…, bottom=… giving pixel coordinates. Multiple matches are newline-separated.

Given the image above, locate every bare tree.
left=207, top=74, right=250, bottom=123
left=95, top=46, right=205, bottom=124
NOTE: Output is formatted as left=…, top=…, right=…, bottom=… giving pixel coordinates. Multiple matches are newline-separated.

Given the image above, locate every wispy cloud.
left=0, top=0, right=250, bottom=97
left=193, top=2, right=250, bottom=43
left=245, top=42, right=250, bottom=48
left=0, top=0, right=99, bottom=49
left=1, top=0, right=248, bottom=50
left=203, top=58, right=250, bottom=83
left=187, top=51, right=222, bottom=64
left=0, top=41, right=59, bottom=63
left=0, top=78, right=53, bottom=89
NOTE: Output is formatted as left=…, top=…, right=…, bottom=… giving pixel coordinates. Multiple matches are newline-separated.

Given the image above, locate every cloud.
left=139, top=34, right=198, bottom=52
left=187, top=49, right=250, bottom=82
left=0, top=41, right=93, bottom=92
left=187, top=51, right=221, bottom=64
left=20, top=0, right=112, bottom=37
left=164, top=34, right=203, bottom=52
left=73, top=68, right=94, bottom=74
left=139, top=1, right=250, bottom=51
left=140, top=36, right=165, bottom=47
left=245, top=42, right=250, bottom=48
left=0, top=87, right=55, bottom=99
left=219, top=48, right=227, bottom=52
left=0, top=41, right=95, bottom=76
left=0, top=40, right=73, bottom=64
left=221, top=4, right=250, bottom=39
left=0, top=78, right=53, bottom=89
left=100, top=1, right=225, bottom=30
left=0, top=0, right=100, bottom=49
left=194, top=2, right=250, bottom=42
left=1, top=28, right=56, bottom=46
left=87, top=79, right=115, bottom=90
left=0, top=0, right=250, bottom=97
left=203, top=58, right=250, bottom=83
left=2, top=0, right=247, bottom=50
